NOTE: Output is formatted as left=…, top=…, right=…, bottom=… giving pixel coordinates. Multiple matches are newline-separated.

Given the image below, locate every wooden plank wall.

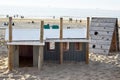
left=89, top=17, right=119, bottom=54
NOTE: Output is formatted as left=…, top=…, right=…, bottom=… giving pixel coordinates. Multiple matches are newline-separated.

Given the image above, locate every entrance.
left=19, top=45, right=33, bottom=67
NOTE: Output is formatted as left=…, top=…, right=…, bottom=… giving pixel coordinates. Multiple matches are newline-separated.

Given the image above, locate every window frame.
left=75, top=42, right=82, bottom=51
left=63, top=42, right=69, bottom=51
left=47, top=42, right=56, bottom=51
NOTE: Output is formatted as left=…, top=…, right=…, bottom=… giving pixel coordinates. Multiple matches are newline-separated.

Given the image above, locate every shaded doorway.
left=19, top=45, right=33, bottom=67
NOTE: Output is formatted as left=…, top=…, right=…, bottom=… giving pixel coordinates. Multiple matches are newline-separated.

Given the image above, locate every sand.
left=0, top=18, right=120, bottom=80
left=0, top=18, right=87, bottom=29
left=0, top=50, right=120, bottom=80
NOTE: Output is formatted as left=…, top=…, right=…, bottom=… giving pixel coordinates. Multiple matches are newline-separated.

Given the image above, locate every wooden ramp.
left=89, top=17, right=119, bottom=54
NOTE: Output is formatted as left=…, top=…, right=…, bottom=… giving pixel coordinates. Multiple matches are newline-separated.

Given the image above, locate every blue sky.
left=0, top=0, right=120, bottom=10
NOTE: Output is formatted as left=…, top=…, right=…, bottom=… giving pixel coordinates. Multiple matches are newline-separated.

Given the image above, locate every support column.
left=38, top=21, right=44, bottom=70
left=60, top=18, right=63, bottom=64
left=13, top=46, right=19, bottom=67
left=86, top=17, right=90, bottom=64
left=8, top=17, right=13, bottom=71
left=33, top=46, right=39, bottom=67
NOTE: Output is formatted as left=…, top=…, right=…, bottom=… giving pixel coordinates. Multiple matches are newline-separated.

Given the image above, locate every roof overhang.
left=6, top=38, right=90, bottom=46
left=7, top=42, right=45, bottom=46
left=45, top=39, right=90, bottom=42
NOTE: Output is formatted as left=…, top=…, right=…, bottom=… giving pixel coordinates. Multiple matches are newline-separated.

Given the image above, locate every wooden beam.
left=110, top=30, right=117, bottom=52
left=38, top=21, right=44, bottom=70
left=110, top=19, right=119, bottom=52
left=115, top=20, right=119, bottom=51
left=86, top=17, right=90, bottom=64
left=114, top=28, right=117, bottom=51
left=8, top=17, right=13, bottom=71
left=60, top=18, right=63, bottom=64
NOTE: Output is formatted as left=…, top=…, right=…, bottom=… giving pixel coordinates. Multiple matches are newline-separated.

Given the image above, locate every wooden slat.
left=91, top=18, right=117, bottom=23
left=91, top=39, right=111, bottom=43
left=90, top=31, right=113, bottom=36
left=8, top=17, right=13, bottom=71
left=90, top=41, right=111, bottom=45
left=90, top=26, right=114, bottom=31
left=90, top=22, right=115, bottom=27
left=89, top=49, right=109, bottom=54
left=89, top=44, right=110, bottom=50
left=90, top=35, right=112, bottom=40
left=7, top=42, right=45, bottom=46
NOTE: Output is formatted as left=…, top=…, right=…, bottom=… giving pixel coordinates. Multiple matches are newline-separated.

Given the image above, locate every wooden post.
left=8, top=17, right=13, bottom=71
left=60, top=18, right=63, bottom=64
left=40, top=21, right=44, bottom=43
left=114, top=29, right=117, bottom=51
left=116, top=20, right=119, bottom=51
left=86, top=17, right=90, bottom=64
left=38, top=21, right=44, bottom=70
left=110, top=30, right=117, bottom=52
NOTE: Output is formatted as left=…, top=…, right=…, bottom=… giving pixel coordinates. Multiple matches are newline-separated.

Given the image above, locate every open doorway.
left=19, top=45, right=33, bottom=67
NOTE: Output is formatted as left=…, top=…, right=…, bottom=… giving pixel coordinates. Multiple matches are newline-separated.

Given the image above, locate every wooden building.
left=5, top=17, right=89, bottom=70
left=89, top=17, right=119, bottom=55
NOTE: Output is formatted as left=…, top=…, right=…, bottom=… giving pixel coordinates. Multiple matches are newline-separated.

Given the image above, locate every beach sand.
left=0, top=18, right=120, bottom=80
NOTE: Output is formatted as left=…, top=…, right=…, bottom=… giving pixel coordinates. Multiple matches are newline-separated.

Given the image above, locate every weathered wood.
left=7, top=42, right=45, bottom=46
left=79, top=43, right=83, bottom=51
left=91, top=18, right=117, bottom=23
left=33, top=46, right=39, bottom=67
left=90, top=27, right=114, bottom=31
left=13, top=46, right=19, bottom=67
left=38, top=46, right=43, bottom=70
left=90, top=17, right=118, bottom=54
left=40, top=21, right=44, bottom=43
left=90, top=41, right=111, bottom=45
left=8, top=17, right=13, bottom=71
left=90, top=22, right=115, bottom=27
left=91, top=39, right=112, bottom=42
left=9, top=17, right=12, bottom=42
left=38, top=21, right=44, bottom=70
left=45, top=39, right=89, bottom=42
left=60, top=18, right=63, bottom=39
left=91, top=40, right=111, bottom=44
left=116, top=23, right=119, bottom=51
left=60, top=18, right=63, bottom=64
left=86, top=17, right=89, bottom=64
left=90, top=35, right=112, bottom=40
left=89, top=49, right=109, bottom=54
left=90, top=31, right=113, bottom=36
left=89, top=44, right=110, bottom=50
left=110, top=30, right=117, bottom=52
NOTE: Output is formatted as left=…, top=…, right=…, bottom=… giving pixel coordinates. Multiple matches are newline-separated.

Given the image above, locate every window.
left=75, top=42, right=82, bottom=51
left=48, top=42, right=55, bottom=50
left=63, top=42, right=69, bottom=51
